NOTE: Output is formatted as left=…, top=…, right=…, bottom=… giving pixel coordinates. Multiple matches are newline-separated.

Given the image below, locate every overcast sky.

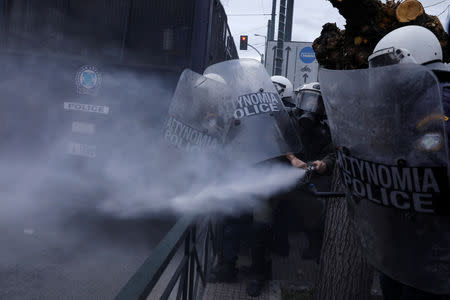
left=222, top=0, right=450, bottom=60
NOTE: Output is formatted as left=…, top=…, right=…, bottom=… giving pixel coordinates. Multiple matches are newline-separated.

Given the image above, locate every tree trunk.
left=396, top=0, right=424, bottom=23
left=312, top=0, right=449, bottom=70
left=314, top=167, right=374, bottom=300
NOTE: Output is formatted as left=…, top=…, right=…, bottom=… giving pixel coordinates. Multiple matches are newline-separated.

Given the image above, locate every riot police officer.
left=268, top=76, right=296, bottom=257
left=201, top=60, right=301, bottom=298
left=283, top=82, right=335, bottom=261
left=240, top=76, right=296, bottom=297
left=271, top=75, right=295, bottom=108
left=366, top=25, right=450, bottom=299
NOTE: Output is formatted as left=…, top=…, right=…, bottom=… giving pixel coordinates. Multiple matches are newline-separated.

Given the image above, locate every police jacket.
left=297, top=120, right=336, bottom=176
left=432, top=69, right=450, bottom=150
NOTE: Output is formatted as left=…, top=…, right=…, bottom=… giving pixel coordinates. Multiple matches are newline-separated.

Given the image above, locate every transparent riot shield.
left=163, top=69, right=233, bottom=153
left=204, top=59, right=301, bottom=164
left=320, top=63, right=450, bottom=294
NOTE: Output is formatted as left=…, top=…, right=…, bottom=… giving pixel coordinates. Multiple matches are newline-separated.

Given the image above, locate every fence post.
left=188, top=225, right=196, bottom=300
left=183, top=230, right=191, bottom=300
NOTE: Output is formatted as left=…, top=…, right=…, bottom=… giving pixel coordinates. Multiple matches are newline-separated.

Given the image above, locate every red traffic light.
left=240, top=35, right=248, bottom=50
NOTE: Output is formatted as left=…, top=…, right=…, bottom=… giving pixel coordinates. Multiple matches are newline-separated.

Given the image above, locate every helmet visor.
left=368, top=47, right=416, bottom=68
left=297, top=90, right=324, bottom=114
left=273, top=82, right=286, bottom=96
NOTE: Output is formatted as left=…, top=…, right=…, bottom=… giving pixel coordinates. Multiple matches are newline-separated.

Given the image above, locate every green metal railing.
left=115, top=216, right=218, bottom=300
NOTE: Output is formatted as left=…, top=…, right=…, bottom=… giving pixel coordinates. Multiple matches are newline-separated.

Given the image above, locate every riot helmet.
left=368, top=25, right=442, bottom=68
left=295, top=82, right=325, bottom=130
left=271, top=75, right=295, bottom=107
left=194, top=72, right=228, bottom=138
left=203, top=72, right=227, bottom=85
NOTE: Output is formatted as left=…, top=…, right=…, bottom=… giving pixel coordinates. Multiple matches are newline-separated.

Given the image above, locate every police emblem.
left=76, top=65, right=102, bottom=95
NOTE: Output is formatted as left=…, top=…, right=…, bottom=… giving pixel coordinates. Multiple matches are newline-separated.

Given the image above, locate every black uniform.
left=273, top=113, right=335, bottom=261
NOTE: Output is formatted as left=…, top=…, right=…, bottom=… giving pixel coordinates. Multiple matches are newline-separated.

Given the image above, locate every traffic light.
left=240, top=35, right=248, bottom=50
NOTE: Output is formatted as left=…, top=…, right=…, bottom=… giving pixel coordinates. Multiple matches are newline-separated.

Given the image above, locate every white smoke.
left=0, top=52, right=306, bottom=219
left=99, top=156, right=305, bottom=217
left=0, top=19, right=306, bottom=299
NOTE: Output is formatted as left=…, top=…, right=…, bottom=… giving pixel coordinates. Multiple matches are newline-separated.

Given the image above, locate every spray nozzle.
left=296, top=162, right=317, bottom=188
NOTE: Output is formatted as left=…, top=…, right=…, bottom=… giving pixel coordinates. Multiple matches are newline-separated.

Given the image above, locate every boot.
left=208, top=217, right=241, bottom=283
left=246, top=260, right=272, bottom=297
left=246, top=223, right=272, bottom=297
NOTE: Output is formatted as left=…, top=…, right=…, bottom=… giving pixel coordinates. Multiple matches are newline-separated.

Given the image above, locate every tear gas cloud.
left=0, top=6, right=307, bottom=299
left=0, top=59, right=305, bottom=218
left=0, top=46, right=304, bottom=222
left=0, top=48, right=304, bottom=296
left=0, top=14, right=307, bottom=298
left=100, top=155, right=306, bottom=217
left=0, top=60, right=305, bottom=290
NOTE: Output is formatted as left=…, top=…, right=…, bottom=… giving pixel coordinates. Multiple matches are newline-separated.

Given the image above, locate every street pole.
left=254, top=34, right=267, bottom=66
left=286, top=0, right=294, bottom=42
left=275, top=0, right=286, bottom=75
left=269, top=0, right=277, bottom=41
left=247, top=43, right=264, bottom=64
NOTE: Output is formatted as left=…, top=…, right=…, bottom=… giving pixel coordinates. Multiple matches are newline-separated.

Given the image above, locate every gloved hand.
left=286, top=153, right=307, bottom=169
left=311, top=160, right=327, bottom=174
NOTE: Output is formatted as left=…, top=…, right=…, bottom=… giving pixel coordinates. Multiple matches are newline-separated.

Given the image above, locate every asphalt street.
left=0, top=211, right=174, bottom=300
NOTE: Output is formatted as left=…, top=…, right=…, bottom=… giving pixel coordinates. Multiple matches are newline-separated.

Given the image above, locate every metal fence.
left=115, top=216, right=219, bottom=300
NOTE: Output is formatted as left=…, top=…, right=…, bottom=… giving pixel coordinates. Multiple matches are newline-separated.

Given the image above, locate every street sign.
left=265, top=41, right=319, bottom=89
left=299, top=46, right=316, bottom=63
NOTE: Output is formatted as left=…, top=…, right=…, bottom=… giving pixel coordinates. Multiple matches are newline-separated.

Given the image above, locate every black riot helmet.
left=295, top=82, right=325, bottom=129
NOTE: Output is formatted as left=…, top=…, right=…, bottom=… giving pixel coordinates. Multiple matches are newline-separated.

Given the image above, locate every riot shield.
left=320, top=63, right=450, bottom=294
left=163, top=69, right=233, bottom=153
left=204, top=59, right=301, bottom=164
